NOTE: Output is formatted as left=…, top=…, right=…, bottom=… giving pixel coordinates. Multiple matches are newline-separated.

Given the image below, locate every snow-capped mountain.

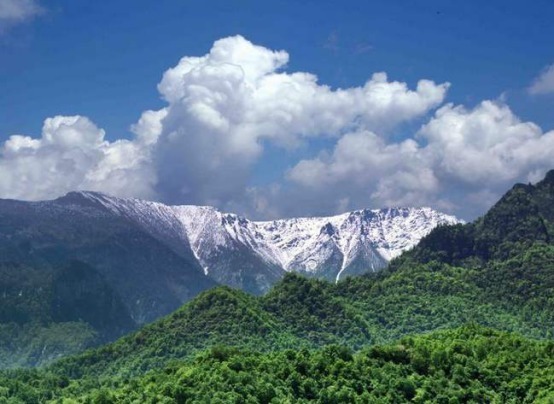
left=0, top=191, right=215, bottom=328
left=76, top=192, right=460, bottom=293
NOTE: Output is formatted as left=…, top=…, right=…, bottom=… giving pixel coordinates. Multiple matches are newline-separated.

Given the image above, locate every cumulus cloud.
left=0, top=116, right=155, bottom=201
left=528, top=63, right=554, bottom=95
left=419, top=101, right=553, bottom=184
left=0, top=36, right=447, bottom=208
left=283, top=100, right=554, bottom=219
left=148, top=35, right=448, bottom=206
left=0, top=0, right=42, bottom=30
left=1, top=35, right=553, bottom=220
left=276, top=130, right=442, bottom=216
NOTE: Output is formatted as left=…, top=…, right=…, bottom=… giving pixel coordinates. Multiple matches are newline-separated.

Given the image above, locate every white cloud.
left=131, top=108, right=168, bottom=146
left=0, top=116, right=155, bottom=201
left=0, top=0, right=42, bottom=29
left=2, top=35, right=552, bottom=220
left=419, top=101, right=552, bottom=184
left=529, top=64, right=554, bottom=95
left=284, top=131, right=442, bottom=215
left=283, top=100, right=554, bottom=219
left=149, top=35, right=448, bottom=205
left=0, top=36, right=447, bottom=207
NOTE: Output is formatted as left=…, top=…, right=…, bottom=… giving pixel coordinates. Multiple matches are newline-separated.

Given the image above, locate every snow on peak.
left=172, top=203, right=460, bottom=282
left=253, top=206, right=459, bottom=280
left=56, top=192, right=461, bottom=283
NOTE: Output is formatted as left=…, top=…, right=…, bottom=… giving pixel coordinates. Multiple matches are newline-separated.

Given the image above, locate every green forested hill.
left=0, top=260, right=133, bottom=369
left=41, top=242, right=553, bottom=381
left=395, top=169, right=554, bottom=267
left=2, top=325, right=553, bottom=403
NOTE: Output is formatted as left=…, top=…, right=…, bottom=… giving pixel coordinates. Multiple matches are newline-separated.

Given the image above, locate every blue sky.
left=0, top=0, right=553, bottom=219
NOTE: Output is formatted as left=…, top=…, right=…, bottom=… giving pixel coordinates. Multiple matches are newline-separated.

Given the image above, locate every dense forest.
left=0, top=170, right=553, bottom=401
left=2, top=325, right=553, bottom=403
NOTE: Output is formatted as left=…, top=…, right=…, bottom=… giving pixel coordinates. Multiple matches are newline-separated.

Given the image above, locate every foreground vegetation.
left=1, top=325, right=553, bottom=403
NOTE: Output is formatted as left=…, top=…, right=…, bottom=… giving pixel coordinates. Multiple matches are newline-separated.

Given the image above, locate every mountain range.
left=80, top=191, right=459, bottom=289
left=1, top=170, right=553, bottom=402
left=0, top=191, right=456, bottom=367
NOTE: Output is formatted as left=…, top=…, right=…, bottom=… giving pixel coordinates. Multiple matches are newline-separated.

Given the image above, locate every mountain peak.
left=54, top=190, right=111, bottom=208
left=541, top=169, right=554, bottom=186
left=45, top=191, right=461, bottom=289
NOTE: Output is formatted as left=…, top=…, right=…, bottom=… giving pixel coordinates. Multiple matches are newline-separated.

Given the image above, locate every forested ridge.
left=1, top=170, right=553, bottom=402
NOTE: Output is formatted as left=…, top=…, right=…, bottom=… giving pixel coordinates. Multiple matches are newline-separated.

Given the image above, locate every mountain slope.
left=46, top=245, right=554, bottom=381
left=0, top=192, right=215, bottom=324
left=76, top=191, right=459, bottom=292
left=393, top=169, right=554, bottom=268
left=178, top=205, right=459, bottom=289
left=30, top=191, right=458, bottom=294
left=174, top=205, right=286, bottom=294
left=51, top=286, right=308, bottom=378
left=0, top=193, right=216, bottom=368
left=0, top=191, right=455, bottom=367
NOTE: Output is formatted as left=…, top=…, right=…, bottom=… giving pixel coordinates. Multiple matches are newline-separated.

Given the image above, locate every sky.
left=0, top=0, right=553, bottom=220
